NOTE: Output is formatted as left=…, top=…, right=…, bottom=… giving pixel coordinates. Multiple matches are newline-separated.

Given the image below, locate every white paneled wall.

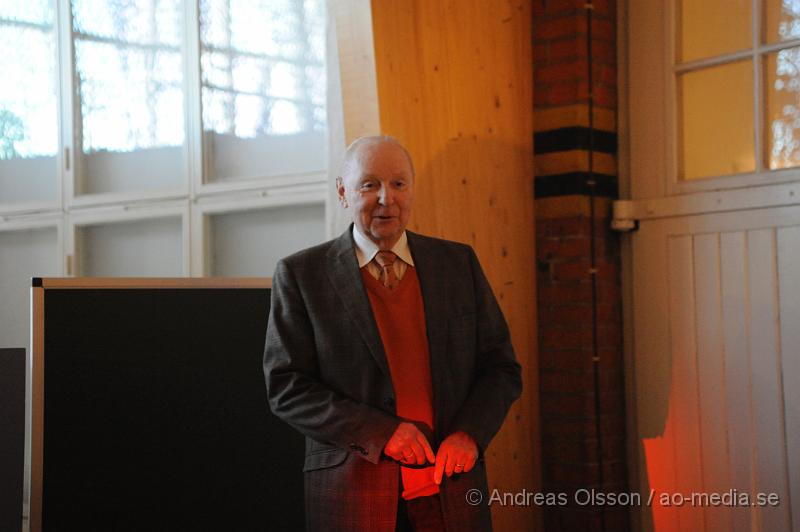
left=665, top=234, right=705, bottom=530
left=720, top=231, right=756, bottom=532
left=777, top=227, right=800, bottom=529
left=209, top=203, right=325, bottom=277
left=632, top=207, right=800, bottom=532
left=77, top=217, right=184, bottom=277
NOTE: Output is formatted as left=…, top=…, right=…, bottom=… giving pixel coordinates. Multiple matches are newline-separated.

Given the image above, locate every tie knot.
left=374, top=251, right=397, bottom=268
left=374, top=251, right=399, bottom=289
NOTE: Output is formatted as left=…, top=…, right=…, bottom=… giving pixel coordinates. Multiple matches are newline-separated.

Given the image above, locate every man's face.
left=337, top=141, right=415, bottom=249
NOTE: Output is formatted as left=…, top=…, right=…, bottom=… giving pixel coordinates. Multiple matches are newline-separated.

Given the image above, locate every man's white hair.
left=339, top=135, right=415, bottom=180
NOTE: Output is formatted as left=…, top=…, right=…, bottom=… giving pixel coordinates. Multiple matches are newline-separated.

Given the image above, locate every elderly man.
left=264, top=136, right=521, bottom=531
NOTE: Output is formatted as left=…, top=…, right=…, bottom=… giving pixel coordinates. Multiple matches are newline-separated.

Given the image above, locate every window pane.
left=77, top=217, right=183, bottom=276
left=679, top=0, right=751, bottom=62
left=199, top=0, right=326, bottom=182
left=680, top=61, right=755, bottom=180
left=765, top=47, right=800, bottom=170
left=72, top=0, right=185, bottom=195
left=209, top=204, right=324, bottom=277
left=764, top=0, right=800, bottom=43
left=0, top=1, right=59, bottom=205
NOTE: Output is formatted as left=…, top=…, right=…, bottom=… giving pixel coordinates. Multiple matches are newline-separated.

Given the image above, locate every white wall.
left=0, top=227, right=59, bottom=349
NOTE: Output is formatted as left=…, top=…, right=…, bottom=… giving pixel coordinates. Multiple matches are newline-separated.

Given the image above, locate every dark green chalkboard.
left=32, top=280, right=304, bottom=531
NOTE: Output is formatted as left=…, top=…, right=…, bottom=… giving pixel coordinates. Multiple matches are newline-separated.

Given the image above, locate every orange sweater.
left=362, top=267, right=439, bottom=500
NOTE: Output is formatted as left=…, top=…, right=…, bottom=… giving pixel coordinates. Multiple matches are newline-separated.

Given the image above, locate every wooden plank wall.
left=369, top=1, right=538, bottom=530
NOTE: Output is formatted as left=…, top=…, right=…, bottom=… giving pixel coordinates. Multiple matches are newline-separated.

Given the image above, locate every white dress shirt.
left=352, top=226, right=414, bottom=281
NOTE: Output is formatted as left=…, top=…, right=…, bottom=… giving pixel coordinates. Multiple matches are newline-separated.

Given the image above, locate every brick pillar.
left=533, top=1, right=628, bottom=530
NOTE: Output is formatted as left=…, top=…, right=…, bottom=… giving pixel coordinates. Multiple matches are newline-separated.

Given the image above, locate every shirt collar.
left=352, top=226, right=414, bottom=268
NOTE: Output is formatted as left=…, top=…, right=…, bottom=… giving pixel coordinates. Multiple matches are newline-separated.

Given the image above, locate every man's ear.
left=336, top=176, right=347, bottom=207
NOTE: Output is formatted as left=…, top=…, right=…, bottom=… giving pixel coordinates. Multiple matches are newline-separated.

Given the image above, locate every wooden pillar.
left=370, top=1, right=539, bottom=530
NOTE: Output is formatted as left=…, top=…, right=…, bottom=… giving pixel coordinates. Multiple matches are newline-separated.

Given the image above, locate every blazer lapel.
left=326, top=227, right=391, bottom=378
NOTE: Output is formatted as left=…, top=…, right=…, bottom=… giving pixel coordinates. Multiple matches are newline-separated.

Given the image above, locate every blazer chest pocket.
left=303, top=448, right=349, bottom=472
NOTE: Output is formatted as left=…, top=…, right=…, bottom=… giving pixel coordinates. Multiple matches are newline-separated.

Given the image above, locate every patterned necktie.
left=374, top=251, right=399, bottom=289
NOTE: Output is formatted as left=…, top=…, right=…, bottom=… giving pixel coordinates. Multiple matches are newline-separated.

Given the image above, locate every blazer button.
left=348, top=443, right=368, bottom=455
left=384, top=397, right=395, bottom=408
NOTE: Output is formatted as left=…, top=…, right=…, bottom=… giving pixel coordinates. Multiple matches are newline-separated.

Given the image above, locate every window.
left=200, top=0, right=326, bottom=182
left=0, top=0, right=59, bottom=205
left=0, top=0, right=327, bottom=205
left=72, top=0, right=186, bottom=195
left=677, top=0, right=800, bottom=181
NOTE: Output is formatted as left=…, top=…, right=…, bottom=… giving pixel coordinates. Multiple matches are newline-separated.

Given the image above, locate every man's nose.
left=378, top=184, right=393, bottom=205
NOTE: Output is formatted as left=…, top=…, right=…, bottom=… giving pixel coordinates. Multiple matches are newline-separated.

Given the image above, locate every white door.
left=621, top=1, right=800, bottom=531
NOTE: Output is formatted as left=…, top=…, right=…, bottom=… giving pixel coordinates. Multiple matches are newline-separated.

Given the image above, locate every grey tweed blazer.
left=263, top=227, right=522, bottom=531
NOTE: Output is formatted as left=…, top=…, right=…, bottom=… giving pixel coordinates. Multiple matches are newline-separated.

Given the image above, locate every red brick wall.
left=533, top=1, right=628, bottom=530
left=534, top=0, right=616, bottom=108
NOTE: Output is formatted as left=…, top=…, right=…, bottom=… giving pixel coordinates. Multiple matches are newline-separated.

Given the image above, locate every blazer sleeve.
left=447, top=247, right=523, bottom=451
left=263, top=258, right=399, bottom=464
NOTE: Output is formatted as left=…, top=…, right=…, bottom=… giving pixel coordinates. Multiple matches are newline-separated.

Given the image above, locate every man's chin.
left=368, top=227, right=403, bottom=245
